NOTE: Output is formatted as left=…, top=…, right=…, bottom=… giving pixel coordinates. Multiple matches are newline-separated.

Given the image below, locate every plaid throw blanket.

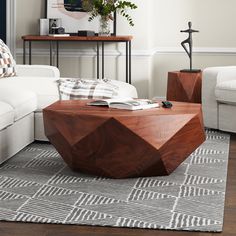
left=57, top=78, right=119, bottom=100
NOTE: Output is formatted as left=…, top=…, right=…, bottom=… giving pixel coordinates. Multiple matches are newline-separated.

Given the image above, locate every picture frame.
left=45, top=0, right=116, bottom=35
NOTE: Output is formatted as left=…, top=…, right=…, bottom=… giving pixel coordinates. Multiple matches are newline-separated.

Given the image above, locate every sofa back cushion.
left=57, top=78, right=119, bottom=100
left=0, top=39, right=16, bottom=78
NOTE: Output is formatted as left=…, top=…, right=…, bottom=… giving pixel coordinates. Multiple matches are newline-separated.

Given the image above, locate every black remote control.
left=162, top=101, right=173, bottom=108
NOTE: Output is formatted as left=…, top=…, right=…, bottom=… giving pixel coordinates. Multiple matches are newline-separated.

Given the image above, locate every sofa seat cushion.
left=215, top=80, right=236, bottom=105
left=0, top=76, right=59, bottom=112
left=0, top=85, right=37, bottom=121
left=0, top=101, right=14, bottom=130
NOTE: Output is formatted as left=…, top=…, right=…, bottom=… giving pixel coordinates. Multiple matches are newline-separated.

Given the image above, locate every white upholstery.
left=219, top=104, right=236, bottom=132
left=0, top=77, right=138, bottom=112
left=15, top=65, right=60, bottom=78
left=0, top=64, right=139, bottom=162
left=0, top=65, right=60, bottom=164
left=0, top=85, right=37, bottom=121
left=0, top=101, right=14, bottom=131
left=110, top=79, right=138, bottom=98
left=0, top=76, right=59, bottom=111
left=0, top=113, right=34, bottom=164
left=34, top=112, right=47, bottom=141
left=216, top=80, right=236, bottom=104
left=202, top=66, right=236, bottom=132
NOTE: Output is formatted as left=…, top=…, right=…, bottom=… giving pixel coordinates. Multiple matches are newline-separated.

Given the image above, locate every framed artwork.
left=46, top=0, right=116, bottom=35
left=0, top=0, right=6, bottom=42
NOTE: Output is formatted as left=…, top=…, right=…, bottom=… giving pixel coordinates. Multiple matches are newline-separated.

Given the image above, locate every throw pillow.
left=57, top=78, right=119, bottom=100
left=0, top=39, right=16, bottom=78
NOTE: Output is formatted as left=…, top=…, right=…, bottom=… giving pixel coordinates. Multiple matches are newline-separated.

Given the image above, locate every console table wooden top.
left=22, top=35, right=133, bottom=42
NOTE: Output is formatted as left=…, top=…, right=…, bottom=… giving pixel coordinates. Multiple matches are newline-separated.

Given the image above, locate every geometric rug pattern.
left=0, top=130, right=230, bottom=232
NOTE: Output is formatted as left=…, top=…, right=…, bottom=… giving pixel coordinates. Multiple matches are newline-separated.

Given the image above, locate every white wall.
left=16, top=0, right=236, bottom=98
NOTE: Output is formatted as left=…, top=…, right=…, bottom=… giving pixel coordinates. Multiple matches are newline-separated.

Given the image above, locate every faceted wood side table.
left=167, top=71, right=202, bottom=103
left=43, top=100, right=205, bottom=178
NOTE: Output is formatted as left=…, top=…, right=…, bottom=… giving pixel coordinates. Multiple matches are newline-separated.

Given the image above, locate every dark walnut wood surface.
left=43, top=100, right=205, bottom=178
left=22, top=35, right=133, bottom=42
left=167, top=71, right=202, bottom=103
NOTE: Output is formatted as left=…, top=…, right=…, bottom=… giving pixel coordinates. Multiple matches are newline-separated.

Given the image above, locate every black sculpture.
left=180, top=22, right=201, bottom=73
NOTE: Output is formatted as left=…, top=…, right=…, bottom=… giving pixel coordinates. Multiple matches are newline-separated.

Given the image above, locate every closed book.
left=48, top=34, right=70, bottom=37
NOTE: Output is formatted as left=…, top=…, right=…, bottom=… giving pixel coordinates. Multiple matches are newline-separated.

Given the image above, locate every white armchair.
left=202, top=66, right=236, bottom=132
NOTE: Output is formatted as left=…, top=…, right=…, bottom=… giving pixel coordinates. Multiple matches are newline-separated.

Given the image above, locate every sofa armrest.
left=202, top=66, right=236, bottom=129
left=15, top=65, right=60, bottom=78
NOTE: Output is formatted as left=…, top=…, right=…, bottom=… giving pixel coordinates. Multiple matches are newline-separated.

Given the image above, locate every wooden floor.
left=0, top=134, right=236, bottom=236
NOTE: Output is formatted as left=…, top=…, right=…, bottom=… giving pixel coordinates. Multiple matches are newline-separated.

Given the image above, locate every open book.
left=88, top=98, right=159, bottom=110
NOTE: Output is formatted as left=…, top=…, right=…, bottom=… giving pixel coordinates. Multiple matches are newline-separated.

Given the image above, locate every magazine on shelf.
left=88, top=98, right=159, bottom=110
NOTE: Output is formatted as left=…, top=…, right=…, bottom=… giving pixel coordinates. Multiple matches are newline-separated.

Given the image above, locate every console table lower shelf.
left=43, top=100, right=206, bottom=178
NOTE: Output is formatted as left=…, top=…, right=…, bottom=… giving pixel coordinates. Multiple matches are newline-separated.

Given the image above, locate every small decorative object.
left=78, top=30, right=95, bottom=36
left=82, top=0, right=137, bottom=36
left=180, top=22, right=201, bottom=73
left=99, top=15, right=111, bottom=36
left=39, top=19, right=49, bottom=35
left=49, top=18, right=62, bottom=34
left=57, top=27, right=66, bottom=34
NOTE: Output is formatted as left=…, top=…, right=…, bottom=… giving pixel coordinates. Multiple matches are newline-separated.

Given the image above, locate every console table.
left=22, top=35, right=133, bottom=84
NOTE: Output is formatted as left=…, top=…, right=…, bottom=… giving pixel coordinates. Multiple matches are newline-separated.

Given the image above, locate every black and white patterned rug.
left=0, top=130, right=230, bottom=232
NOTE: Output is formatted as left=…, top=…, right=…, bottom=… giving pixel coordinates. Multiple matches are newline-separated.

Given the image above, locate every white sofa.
left=0, top=65, right=138, bottom=164
left=202, top=66, right=236, bottom=132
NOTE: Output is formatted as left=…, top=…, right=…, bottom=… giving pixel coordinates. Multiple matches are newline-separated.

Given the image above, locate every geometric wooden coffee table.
left=43, top=100, right=206, bottom=178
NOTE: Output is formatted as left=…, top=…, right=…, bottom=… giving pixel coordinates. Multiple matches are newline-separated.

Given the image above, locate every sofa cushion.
left=215, top=80, right=236, bottom=105
left=0, top=85, right=37, bottom=121
left=0, top=76, right=59, bottom=112
left=0, top=101, right=14, bottom=131
left=109, top=79, right=138, bottom=98
left=0, top=39, right=16, bottom=78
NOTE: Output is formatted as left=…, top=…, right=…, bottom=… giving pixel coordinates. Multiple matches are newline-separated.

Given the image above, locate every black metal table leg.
left=126, top=41, right=128, bottom=83
left=102, top=41, right=105, bottom=79
left=97, top=42, right=100, bottom=79
left=129, top=41, right=132, bottom=84
left=56, top=41, right=59, bottom=68
left=23, top=40, right=26, bottom=65
left=50, top=41, right=53, bottom=66
left=29, top=41, right=32, bottom=65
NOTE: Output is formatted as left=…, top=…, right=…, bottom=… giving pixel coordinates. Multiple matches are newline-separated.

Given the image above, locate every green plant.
left=82, top=0, right=137, bottom=26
